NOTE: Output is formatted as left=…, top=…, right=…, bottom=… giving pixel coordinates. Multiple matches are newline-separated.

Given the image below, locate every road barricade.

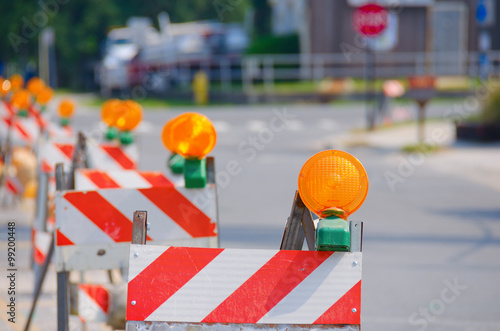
left=55, top=185, right=218, bottom=272
left=125, top=244, right=361, bottom=330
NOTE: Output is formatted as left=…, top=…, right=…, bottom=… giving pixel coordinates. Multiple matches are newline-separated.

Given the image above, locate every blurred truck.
left=96, top=13, right=249, bottom=96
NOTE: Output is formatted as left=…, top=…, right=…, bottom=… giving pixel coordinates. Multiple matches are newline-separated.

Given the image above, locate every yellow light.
left=166, top=112, right=216, bottom=159
left=115, top=100, right=142, bottom=131
left=9, top=74, right=24, bottom=90
left=101, top=99, right=124, bottom=127
left=11, top=90, right=31, bottom=109
left=0, top=80, right=12, bottom=97
left=36, top=86, right=54, bottom=104
left=27, top=77, right=45, bottom=95
left=161, top=118, right=176, bottom=152
left=58, top=99, right=75, bottom=117
left=298, top=150, right=368, bottom=219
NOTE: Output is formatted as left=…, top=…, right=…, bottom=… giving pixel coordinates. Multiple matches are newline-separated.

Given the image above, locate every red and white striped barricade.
left=39, top=138, right=139, bottom=174
left=86, top=139, right=139, bottom=171
left=75, top=169, right=183, bottom=190
left=125, top=246, right=362, bottom=330
left=38, top=139, right=75, bottom=174
left=0, top=116, right=40, bottom=146
left=54, top=186, right=218, bottom=272
left=78, top=284, right=110, bottom=323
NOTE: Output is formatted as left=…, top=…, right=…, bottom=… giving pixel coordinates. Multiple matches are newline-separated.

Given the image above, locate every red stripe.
left=139, top=187, right=216, bottom=238
left=202, top=250, right=332, bottom=323
left=41, top=160, right=53, bottom=173
left=54, top=143, right=74, bottom=160
left=79, top=284, right=109, bottom=314
left=314, top=280, right=361, bottom=325
left=34, top=246, right=45, bottom=265
left=3, top=101, right=15, bottom=116
left=127, top=247, right=223, bottom=321
left=64, top=191, right=151, bottom=242
left=15, top=122, right=32, bottom=142
left=100, top=145, right=136, bottom=169
left=28, top=105, right=46, bottom=130
left=83, top=171, right=121, bottom=189
left=56, top=229, right=75, bottom=246
left=6, top=178, right=22, bottom=195
left=140, top=172, right=174, bottom=187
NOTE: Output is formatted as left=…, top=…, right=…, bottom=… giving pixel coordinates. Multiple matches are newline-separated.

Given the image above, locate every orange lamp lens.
left=27, top=77, right=45, bottom=95
left=9, top=74, right=24, bottom=90
left=167, top=112, right=216, bottom=159
left=101, top=99, right=124, bottom=126
left=58, top=99, right=75, bottom=117
left=37, top=86, right=54, bottom=104
left=11, top=90, right=31, bottom=109
left=298, top=150, right=368, bottom=218
left=115, top=100, right=142, bottom=131
left=161, top=118, right=176, bottom=152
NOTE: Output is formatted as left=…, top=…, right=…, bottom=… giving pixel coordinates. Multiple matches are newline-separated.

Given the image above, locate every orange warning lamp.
left=116, top=100, right=142, bottom=131
left=298, top=150, right=369, bottom=251
left=101, top=99, right=124, bottom=126
left=27, top=77, right=45, bottom=95
left=165, top=112, right=217, bottom=188
left=36, top=86, right=54, bottom=105
left=115, top=100, right=142, bottom=145
left=11, top=90, right=31, bottom=116
left=161, top=118, right=184, bottom=174
left=101, top=99, right=125, bottom=140
left=161, top=118, right=176, bottom=153
left=9, top=74, right=24, bottom=91
left=167, top=112, right=216, bottom=160
left=58, top=99, right=75, bottom=126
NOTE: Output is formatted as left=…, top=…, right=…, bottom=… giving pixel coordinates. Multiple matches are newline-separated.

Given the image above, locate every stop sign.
left=352, top=3, right=389, bottom=37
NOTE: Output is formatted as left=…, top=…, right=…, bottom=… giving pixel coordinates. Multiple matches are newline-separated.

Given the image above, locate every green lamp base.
left=315, top=216, right=350, bottom=252
left=119, top=131, right=134, bottom=145
left=60, top=117, right=70, bottom=127
left=105, top=127, right=118, bottom=140
left=184, top=158, right=207, bottom=188
left=17, top=109, right=28, bottom=117
left=168, top=154, right=185, bottom=174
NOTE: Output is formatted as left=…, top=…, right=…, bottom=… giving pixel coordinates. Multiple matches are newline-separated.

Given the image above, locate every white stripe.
left=108, top=170, right=151, bottom=188
left=74, top=171, right=99, bottom=191
left=98, top=188, right=190, bottom=241
left=128, top=245, right=169, bottom=282
left=146, top=248, right=276, bottom=322
left=56, top=193, right=114, bottom=245
left=34, top=230, right=52, bottom=256
left=258, top=252, right=362, bottom=324
left=79, top=288, right=107, bottom=322
left=177, top=186, right=217, bottom=222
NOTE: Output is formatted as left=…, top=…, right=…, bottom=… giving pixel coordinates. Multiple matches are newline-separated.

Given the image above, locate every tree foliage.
left=0, top=0, right=249, bottom=88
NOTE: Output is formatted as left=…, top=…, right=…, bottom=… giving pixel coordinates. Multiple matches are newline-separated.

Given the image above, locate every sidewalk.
left=315, top=120, right=500, bottom=192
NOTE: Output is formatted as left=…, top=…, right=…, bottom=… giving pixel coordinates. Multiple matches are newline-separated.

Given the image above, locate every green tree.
left=0, top=0, right=249, bottom=89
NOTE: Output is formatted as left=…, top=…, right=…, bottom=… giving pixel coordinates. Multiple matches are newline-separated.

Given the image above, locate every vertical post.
left=55, top=163, right=69, bottom=331
left=417, top=100, right=427, bottom=143
left=281, top=191, right=315, bottom=251
left=366, top=46, right=376, bottom=130
left=33, top=171, right=49, bottom=279
left=131, top=211, right=148, bottom=245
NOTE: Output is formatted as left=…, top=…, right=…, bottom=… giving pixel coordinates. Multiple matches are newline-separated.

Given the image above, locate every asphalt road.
left=1, top=98, right=499, bottom=330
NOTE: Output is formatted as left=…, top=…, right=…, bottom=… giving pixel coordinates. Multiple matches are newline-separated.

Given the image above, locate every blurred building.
left=304, top=0, right=499, bottom=54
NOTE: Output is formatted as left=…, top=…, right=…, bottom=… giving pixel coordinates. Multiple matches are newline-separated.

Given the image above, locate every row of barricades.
left=2, top=75, right=366, bottom=330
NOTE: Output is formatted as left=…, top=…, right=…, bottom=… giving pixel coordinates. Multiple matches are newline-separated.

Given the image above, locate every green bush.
left=246, top=34, right=299, bottom=55
left=481, top=87, right=500, bottom=124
